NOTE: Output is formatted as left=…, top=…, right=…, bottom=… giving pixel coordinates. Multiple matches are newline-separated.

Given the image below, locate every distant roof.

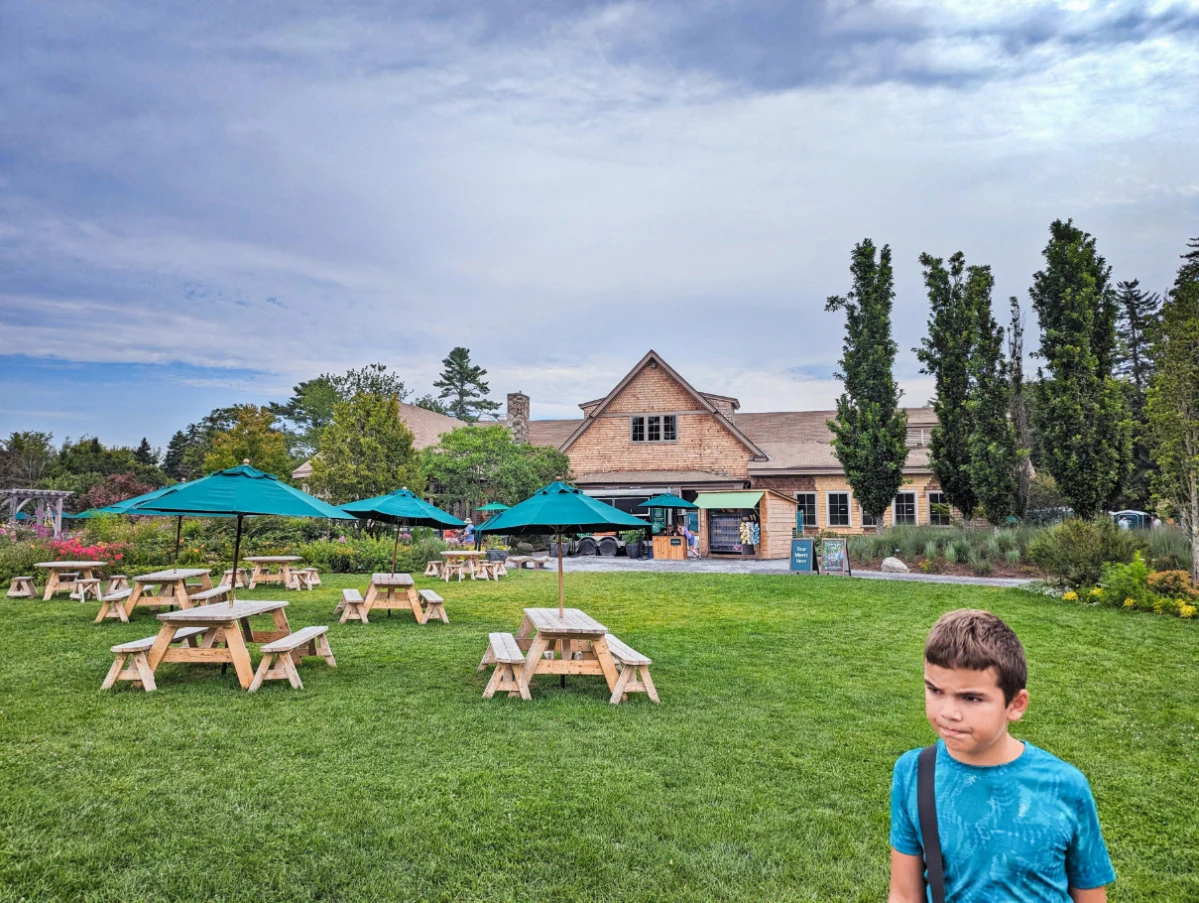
left=740, top=408, right=934, bottom=474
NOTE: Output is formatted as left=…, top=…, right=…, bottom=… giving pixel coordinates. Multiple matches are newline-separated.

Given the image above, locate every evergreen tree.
left=916, top=251, right=978, bottom=522
left=310, top=393, right=424, bottom=503
left=163, top=430, right=191, bottom=480
left=413, top=394, right=449, bottom=415
left=269, top=375, right=340, bottom=458
left=1114, top=279, right=1162, bottom=508
left=433, top=347, right=501, bottom=422
left=825, top=239, right=909, bottom=528
left=133, top=438, right=157, bottom=466
left=1008, top=297, right=1034, bottom=518
left=1146, top=237, right=1199, bottom=580
left=1029, top=219, right=1130, bottom=519
left=967, top=268, right=1018, bottom=525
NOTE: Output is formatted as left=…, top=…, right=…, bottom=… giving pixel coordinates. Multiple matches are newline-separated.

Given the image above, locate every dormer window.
left=631, top=415, right=677, bottom=443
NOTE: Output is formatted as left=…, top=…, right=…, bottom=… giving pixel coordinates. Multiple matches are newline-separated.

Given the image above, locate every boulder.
left=880, top=556, right=909, bottom=573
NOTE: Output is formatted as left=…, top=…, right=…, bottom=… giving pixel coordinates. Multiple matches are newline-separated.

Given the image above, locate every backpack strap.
left=917, top=744, right=947, bottom=903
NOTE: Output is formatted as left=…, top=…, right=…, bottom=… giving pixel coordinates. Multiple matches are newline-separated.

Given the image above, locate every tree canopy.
left=309, top=393, right=423, bottom=504
left=421, top=425, right=570, bottom=516
left=1029, top=219, right=1130, bottom=519
left=825, top=239, right=909, bottom=526
left=433, top=347, right=500, bottom=422
left=202, top=406, right=295, bottom=478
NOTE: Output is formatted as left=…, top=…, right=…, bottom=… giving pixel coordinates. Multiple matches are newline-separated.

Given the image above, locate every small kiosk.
left=694, top=490, right=799, bottom=560
left=638, top=494, right=699, bottom=561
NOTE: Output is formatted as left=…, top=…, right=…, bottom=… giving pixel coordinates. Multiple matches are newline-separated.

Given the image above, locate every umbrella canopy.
left=339, top=488, right=465, bottom=574
left=476, top=502, right=510, bottom=512
left=129, top=465, right=354, bottom=601
left=638, top=493, right=698, bottom=510
left=98, top=478, right=235, bottom=565
left=478, top=481, right=646, bottom=615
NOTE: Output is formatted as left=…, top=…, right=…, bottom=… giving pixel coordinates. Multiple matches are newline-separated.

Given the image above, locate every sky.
left=2, top=0, right=1197, bottom=451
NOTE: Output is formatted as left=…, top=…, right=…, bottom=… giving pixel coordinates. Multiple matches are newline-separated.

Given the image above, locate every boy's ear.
left=1007, top=688, right=1030, bottom=723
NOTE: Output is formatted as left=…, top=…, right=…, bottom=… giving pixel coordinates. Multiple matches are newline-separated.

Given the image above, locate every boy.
left=889, top=609, right=1115, bottom=903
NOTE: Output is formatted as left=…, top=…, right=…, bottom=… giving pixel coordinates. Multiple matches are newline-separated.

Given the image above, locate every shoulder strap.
left=917, top=744, right=947, bottom=903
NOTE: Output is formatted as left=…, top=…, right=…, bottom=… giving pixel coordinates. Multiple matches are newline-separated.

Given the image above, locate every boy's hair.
left=925, top=609, right=1027, bottom=704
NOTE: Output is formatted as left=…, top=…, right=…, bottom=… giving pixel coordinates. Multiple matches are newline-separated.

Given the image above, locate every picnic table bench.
left=244, top=556, right=303, bottom=589
left=7, top=576, right=36, bottom=598
left=71, top=577, right=103, bottom=602
left=106, top=575, right=129, bottom=593
left=604, top=634, right=659, bottom=704
left=96, top=588, right=134, bottom=622
left=479, top=632, right=530, bottom=699
left=417, top=589, right=447, bottom=624
left=337, top=588, right=368, bottom=623
left=249, top=625, right=335, bottom=691
left=102, top=626, right=212, bottom=691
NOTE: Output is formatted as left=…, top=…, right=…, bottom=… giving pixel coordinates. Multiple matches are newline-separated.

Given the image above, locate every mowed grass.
left=1, top=572, right=1196, bottom=902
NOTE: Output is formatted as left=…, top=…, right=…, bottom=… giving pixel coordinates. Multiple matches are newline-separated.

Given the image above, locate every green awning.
left=694, top=491, right=764, bottom=510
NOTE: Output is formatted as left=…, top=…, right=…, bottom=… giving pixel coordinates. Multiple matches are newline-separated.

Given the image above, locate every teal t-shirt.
left=890, top=741, right=1115, bottom=902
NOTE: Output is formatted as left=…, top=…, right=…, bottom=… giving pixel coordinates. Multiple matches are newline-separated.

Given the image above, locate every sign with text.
left=790, top=538, right=815, bottom=574
left=821, top=538, right=852, bottom=577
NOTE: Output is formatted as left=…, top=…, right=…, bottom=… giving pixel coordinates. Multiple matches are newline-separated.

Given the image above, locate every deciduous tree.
left=1029, top=219, right=1130, bottom=519
left=421, top=425, right=569, bottom=516
left=1147, top=237, right=1199, bottom=581
left=202, top=406, right=294, bottom=478
left=967, top=268, right=1018, bottom=525
left=433, top=347, right=501, bottom=422
left=0, top=431, right=55, bottom=487
left=916, top=251, right=978, bottom=521
left=309, top=393, right=423, bottom=504
left=826, top=239, right=908, bottom=528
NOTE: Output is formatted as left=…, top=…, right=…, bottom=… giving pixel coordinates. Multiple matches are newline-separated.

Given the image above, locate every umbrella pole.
left=174, top=516, right=183, bottom=565
left=230, top=514, right=243, bottom=604
left=557, top=532, right=564, bottom=618
left=392, top=523, right=400, bottom=576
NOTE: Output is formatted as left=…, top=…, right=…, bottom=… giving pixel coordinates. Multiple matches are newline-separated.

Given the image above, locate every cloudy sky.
left=2, top=0, right=1197, bottom=449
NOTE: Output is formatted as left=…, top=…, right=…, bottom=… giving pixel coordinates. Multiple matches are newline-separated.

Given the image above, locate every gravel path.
left=557, top=555, right=1029, bottom=588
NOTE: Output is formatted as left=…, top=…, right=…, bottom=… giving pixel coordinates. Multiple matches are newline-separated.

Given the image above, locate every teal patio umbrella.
left=477, top=481, right=645, bottom=617
left=130, top=463, right=355, bottom=601
left=638, top=493, right=697, bottom=540
left=339, top=488, right=465, bottom=575
left=99, top=478, right=234, bottom=565
left=476, top=502, right=510, bottom=513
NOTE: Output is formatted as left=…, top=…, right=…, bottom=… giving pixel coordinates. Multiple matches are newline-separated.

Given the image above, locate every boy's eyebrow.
left=924, top=677, right=993, bottom=695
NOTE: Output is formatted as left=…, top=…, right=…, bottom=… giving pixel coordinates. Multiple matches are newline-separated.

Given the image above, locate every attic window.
left=631, top=415, right=677, bottom=443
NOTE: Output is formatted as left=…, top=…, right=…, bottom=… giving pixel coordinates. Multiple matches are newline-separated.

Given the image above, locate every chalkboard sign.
left=790, top=538, right=815, bottom=574
left=821, top=538, right=852, bottom=576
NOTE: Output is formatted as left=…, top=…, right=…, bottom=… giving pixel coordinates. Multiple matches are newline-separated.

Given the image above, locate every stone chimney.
left=507, top=392, right=530, bottom=444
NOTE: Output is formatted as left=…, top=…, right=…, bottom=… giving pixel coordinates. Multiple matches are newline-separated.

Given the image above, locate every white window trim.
left=826, top=490, right=852, bottom=528
left=795, top=493, right=817, bottom=530
left=892, top=491, right=918, bottom=526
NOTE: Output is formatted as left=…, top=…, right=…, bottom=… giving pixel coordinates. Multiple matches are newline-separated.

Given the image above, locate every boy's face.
left=924, top=662, right=1029, bottom=758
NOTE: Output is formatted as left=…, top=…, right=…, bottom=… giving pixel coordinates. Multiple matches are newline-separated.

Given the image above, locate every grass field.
left=1, top=571, right=1196, bottom=902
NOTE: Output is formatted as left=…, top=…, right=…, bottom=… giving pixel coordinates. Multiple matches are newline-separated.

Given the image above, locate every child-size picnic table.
left=104, top=568, right=214, bottom=623
left=362, top=572, right=419, bottom=617
left=514, top=608, right=619, bottom=697
left=244, top=556, right=303, bottom=589
left=35, top=561, right=106, bottom=600
left=441, top=550, right=486, bottom=577
left=145, top=599, right=293, bottom=690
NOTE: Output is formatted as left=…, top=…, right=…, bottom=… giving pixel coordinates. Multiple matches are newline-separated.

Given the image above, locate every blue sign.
left=790, top=538, right=815, bottom=573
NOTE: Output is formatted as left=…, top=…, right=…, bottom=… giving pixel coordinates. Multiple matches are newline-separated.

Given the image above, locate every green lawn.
left=1, top=571, right=1196, bottom=902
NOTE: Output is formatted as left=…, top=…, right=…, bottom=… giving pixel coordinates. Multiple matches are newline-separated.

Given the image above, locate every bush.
left=1147, top=570, right=1198, bottom=600
left=1028, top=518, right=1143, bottom=587
left=1101, top=552, right=1150, bottom=610
left=968, top=550, right=992, bottom=576
left=1144, top=527, right=1192, bottom=573
left=944, top=542, right=959, bottom=565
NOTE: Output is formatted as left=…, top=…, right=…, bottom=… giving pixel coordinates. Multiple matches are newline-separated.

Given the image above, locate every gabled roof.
left=558, top=350, right=768, bottom=459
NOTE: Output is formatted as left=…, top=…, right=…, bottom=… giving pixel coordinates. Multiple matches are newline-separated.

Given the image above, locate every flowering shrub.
left=44, top=537, right=129, bottom=563
left=1062, top=591, right=1079, bottom=602
left=1180, top=603, right=1197, bottom=619
left=1146, top=570, right=1199, bottom=600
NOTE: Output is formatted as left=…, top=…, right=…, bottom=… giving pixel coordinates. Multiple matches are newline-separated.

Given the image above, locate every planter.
left=625, top=541, right=642, bottom=559
left=485, top=549, right=509, bottom=562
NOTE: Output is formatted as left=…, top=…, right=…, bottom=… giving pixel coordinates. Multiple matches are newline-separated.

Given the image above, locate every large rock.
left=880, top=556, right=910, bottom=573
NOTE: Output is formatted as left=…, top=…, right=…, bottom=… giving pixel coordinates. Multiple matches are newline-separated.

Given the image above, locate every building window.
left=827, top=492, right=850, bottom=527
left=861, top=509, right=878, bottom=529
left=928, top=492, right=951, bottom=526
left=795, top=493, right=817, bottom=530
left=894, top=492, right=917, bottom=525
left=631, top=414, right=677, bottom=443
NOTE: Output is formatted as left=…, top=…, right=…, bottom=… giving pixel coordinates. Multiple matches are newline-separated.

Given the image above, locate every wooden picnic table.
left=244, top=556, right=303, bottom=589
left=513, top=608, right=620, bottom=698
left=362, top=572, right=419, bottom=618
left=441, top=550, right=487, bottom=578
left=104, top=568, right=213, bottom=623
left=35, top=561, right=107, bottom=601
left=146, top=600, right=292, bottom=690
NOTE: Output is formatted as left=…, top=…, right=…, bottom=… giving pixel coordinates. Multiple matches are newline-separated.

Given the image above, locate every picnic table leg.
left=174, top=580, right=193, bottom=610
left=224, top=622, right=257, bottom=689
left=42, top=571, right=58, bottom=601
left=122, top=582, right=145, bottom=621
left=590, top=635, right=621, bottom=693
left=270, top=606, right=292, bottom=634
left=609, top=661, right=636, bottom=705
left=363, top=583, right=378, bottom=612
left=146, top=626, right=181, bottom=672
left=248, top=563, right=263, bottom=590
left=515, top=615, right=534, bottom=640
left=412, top=596, right=427, bottom=625
left=516, top=634, right=549, bottom=699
